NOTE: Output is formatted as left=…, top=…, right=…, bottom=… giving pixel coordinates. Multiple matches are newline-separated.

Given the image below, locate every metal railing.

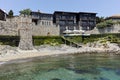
left=61, top=36, right=82, bottom=48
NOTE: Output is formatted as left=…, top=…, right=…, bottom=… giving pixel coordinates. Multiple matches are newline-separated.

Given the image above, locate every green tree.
left=19, top=8, right=31, bottom=15
left=105, top=20, right=115, bottom=26
left=96, top=16, right=105, bottom=24
left=8, top=10, right=14, bottom=18
left=96, top=22, right=107, bottom=28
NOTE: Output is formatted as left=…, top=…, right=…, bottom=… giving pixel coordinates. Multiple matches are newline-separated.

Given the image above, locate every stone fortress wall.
left=0, top=20, right=18, bottom=35
left=0, top=15, right=60, bottom=36
left=86, top=24, right=120, bottom=34
left=0, top=15, right=120, bottom=36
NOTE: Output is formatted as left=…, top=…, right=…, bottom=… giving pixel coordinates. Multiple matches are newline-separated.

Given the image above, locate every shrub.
left=0, top=35, right=20, bottom=46
left=33, top=36, right=63, bottom=46
left=97, top=22, right=107, bottom=28
left=105, top=20, right=115, bottom=26
left=96, top=20, right=115, bottom=29
left=44, top=39, right=60, bottom=46
left=65, top=36, right=83, bottom=43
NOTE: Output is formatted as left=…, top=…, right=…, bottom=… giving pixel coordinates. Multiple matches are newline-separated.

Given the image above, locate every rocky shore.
left=0, top=42, right=120, bottom=63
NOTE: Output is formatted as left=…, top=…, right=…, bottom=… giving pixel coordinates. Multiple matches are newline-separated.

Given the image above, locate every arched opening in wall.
left=32, top=19, right=38, bottom=25
left=42, top=21, right=44, bottom=25
left=49, top=22, right=51, bottom=25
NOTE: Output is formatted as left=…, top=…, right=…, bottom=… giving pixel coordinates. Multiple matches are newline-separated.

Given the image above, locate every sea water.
left=0, top=54, right=120, bottom=80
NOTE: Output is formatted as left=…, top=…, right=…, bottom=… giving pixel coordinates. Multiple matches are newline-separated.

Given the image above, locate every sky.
left=0, top=0, right=120, bottom=17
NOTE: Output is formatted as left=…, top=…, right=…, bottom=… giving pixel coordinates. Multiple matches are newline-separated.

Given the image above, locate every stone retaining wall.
left=86, top=24, right=120, bottom=34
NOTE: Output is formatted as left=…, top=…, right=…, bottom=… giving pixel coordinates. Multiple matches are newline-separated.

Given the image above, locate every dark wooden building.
left=31, top=11, right=96, bottom=34
left=78, top=12, right=96, bottom=30
left=53, top=11, right=78, bottom=33
left=0, top=9, right=7, bottom=21
left=31, top=11, right=53, bottom=25
left=53, top=11, right=96, bottom=34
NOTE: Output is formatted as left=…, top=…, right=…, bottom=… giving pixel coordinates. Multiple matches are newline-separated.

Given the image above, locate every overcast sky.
left=0, top=0, right=120, bottom=17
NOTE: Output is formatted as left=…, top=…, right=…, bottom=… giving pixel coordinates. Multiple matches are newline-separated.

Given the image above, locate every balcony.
left=31, top=15, right=39, bottom=19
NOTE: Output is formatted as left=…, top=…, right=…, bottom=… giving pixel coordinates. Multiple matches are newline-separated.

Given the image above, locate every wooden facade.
left=78, top=12, right=96, bottom=30
left=31, top=11, right=96, bottom=34
left=53, top=11, right=78, bottom=34
left=31, top=12, right=53, bottom=25
left=53, top=11, right=96, bottom=33
left=0, top=9, right=6, bottom=21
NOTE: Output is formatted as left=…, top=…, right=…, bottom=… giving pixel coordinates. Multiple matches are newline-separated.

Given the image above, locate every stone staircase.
left=61, top=36, right=82, bottom=48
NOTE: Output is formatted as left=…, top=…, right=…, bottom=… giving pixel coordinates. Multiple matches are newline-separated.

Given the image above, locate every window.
left=49, top=22, right=51, bottom=25
left=74, top=17, right=76, bottom=23
left=32, top=13, right=39, bottom=18
left=68, top=21, right=74, bottom=24
left=45, top=21, right=46, bottom=25
left=89, top=21, right=94, bottom=25
left=42, top=21, right=44, bottom=25
left=62, top=16, right=66, bottom=19
left=82, top=21, right=87, bottom=24
left=67, top=16, right=74, bottom=19
left=59, top=21, right=65, bottom=25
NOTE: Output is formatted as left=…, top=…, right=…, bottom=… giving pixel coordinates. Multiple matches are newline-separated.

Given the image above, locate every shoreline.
left=0, top=44, right=120, bottom=65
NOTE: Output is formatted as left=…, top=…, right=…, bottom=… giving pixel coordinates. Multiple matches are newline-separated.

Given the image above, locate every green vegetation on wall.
left=0, top=36, right=63, bottom=46
left=0, top=34, right=119, bottom=47
left=64, top=36, right=83, bottom=43
left=0, top=36, right=20, bottom=46
left=84, top=33, right=120, bottom=44
left=33, top=36, right=64, bottom=46
left=64, top=33, right=120, bottom=44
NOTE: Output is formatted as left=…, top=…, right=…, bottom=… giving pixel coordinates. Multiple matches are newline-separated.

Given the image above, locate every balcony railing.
left=31, top=16, right=39, bottom=19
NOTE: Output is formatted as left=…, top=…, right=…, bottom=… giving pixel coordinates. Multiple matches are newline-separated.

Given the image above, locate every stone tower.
left=18, top=15, right=34, bottom=50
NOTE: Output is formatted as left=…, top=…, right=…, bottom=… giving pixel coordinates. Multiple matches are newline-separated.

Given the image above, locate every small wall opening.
left=32, top=19, right=38, bottom=25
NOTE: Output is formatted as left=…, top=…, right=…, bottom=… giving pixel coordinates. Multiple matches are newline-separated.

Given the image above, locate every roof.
left=0, top=9, right=7, bottom=14
left=108, top=14, right=120, bottom=18
left=79, top=12, right=97, bottom=14
left=54, top=11, right=77, bottom=14
left=31, top=11, right=53, bottom=15
left=31, top=10, right=97, bottom=16
left=54, top=11, right=97, bottom=14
